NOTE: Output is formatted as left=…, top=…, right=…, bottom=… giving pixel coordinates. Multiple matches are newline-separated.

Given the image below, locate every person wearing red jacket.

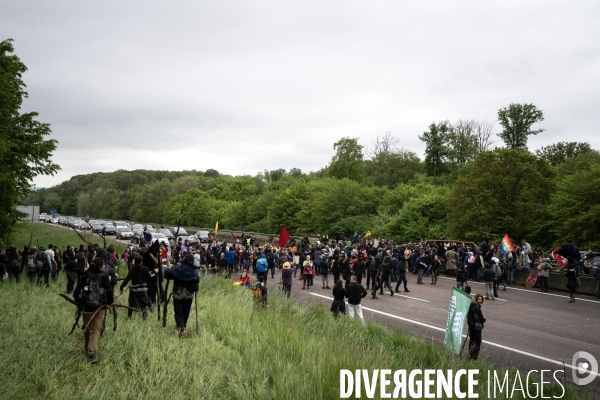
left=238, top=269, right=251, bottom=288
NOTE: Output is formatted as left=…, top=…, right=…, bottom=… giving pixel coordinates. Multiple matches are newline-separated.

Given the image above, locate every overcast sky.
left=3, top=1, right=599, bottom=188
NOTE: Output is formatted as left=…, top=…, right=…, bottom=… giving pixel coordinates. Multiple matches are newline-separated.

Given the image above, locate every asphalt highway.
left=261, top=271, right=600, bottom=395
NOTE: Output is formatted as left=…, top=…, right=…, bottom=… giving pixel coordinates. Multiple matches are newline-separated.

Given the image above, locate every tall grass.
left=0, top=273, right=587, bottom=399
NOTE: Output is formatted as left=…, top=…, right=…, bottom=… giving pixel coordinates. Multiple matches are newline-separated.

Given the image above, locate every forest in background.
left=26, top=122, right=600, bottom=251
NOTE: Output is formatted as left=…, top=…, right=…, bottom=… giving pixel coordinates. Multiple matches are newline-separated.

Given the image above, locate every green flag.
left=443, top=287, right=472, bottom=354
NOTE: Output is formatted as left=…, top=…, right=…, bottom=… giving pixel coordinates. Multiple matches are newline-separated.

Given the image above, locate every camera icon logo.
left=572, top=351, right=598, bottom=386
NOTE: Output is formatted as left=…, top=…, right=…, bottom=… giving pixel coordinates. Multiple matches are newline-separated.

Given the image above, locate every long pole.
left=460, top=329, right=470, bottom=357
left=194, top=291, right=199, bottom=335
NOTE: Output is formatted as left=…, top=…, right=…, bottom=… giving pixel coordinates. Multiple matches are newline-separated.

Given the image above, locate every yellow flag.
left=364, top=231, right=372, bottom=238
left=215, top=220, right=219, bottom=236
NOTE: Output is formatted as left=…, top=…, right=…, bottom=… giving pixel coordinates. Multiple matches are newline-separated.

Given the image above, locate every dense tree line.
left=28, top=135, right=600, bottom=250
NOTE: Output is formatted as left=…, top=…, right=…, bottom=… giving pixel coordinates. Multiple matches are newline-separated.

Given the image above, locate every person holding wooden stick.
left=164, top=254, right=199, bottom=338
left=73, top=257, right=114, bottom=364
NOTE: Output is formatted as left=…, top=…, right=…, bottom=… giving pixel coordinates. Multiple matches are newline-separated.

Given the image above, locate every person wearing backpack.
left=537, top=258, right=551, bottom=293
left=65, top=252, right=79, bottom=294
left=252, top=275, right=268, bottom=307
left=119, top=255, right=153, bottom=320
left=491, top=258, right=503, bottom=298
left=24, top=247, right=39, bottom=284
left=256, top=253, right=268, bottom=283
left=36, top=247, right=53, bottom=286
left=164, top=254, right=199, bottom=338
left=73, top=257, right=114, bottom=364
left=6, top=246, right=22, bottom=283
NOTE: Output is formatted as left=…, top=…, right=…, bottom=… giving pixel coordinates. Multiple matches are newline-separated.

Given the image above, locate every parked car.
left=185, top=234, right=200, bottom=247
left=114, top=221, right=130, bottom=230
left=92, top=224, right=104, bottom=233
left=39, top=213, right=47, bottom=222
left=157, top=228, right=174, bottom=239
left=170, top=227, right=188, bottom=236
left=196, top=230, right=210, bottom=243
left=149, top=232, right=169, bottom=246
left=103, top=223, right=117, bottom=235
left=116, top=227, right=134, bottom=240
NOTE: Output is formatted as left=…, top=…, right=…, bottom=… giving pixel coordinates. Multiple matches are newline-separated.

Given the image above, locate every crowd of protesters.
left=0, top=230, right=595, bottom=363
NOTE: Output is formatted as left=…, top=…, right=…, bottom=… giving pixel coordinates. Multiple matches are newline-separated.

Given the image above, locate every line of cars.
left=40, top=214, right=210, bottom=248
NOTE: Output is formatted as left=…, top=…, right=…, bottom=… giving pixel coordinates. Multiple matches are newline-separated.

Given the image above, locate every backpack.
left=84, top=273, right=105, bottom=308
left=36, top=252, right=50, bottom=271
left=256, top=259, right=267, bottom=273
left=26, top=255, right=36, bottom=271
left=252, top=282, right=264, bottom=303
left=543, top=263, right=551, bottom=272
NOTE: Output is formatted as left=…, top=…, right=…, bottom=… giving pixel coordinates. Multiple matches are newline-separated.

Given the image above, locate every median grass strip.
left=0, top=270, right=586, bottom=399
left=12, top=222, right=128, bottom=256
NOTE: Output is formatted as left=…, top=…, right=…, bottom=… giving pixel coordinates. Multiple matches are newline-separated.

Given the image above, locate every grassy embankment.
left=0, top=225, right=587, bottom=399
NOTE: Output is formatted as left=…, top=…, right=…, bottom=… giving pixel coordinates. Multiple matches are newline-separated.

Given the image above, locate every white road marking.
left=397, top=294, right=430, bottom=302
left=439, top=276, right=600, bottom=303
left=308, top=292, right=599, bottom=377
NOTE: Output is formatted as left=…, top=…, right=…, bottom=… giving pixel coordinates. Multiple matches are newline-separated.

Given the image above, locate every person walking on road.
left=344, top=275, right=367, bottom=324
left=330, top=280, right=346, bottom=317
left=483, top=263, right=495, bottom=300
left=537, top=258, right=551, bottom=293
left=467, top=294, right=486, bottom=360
left=565, top=264, right=579, bottom=303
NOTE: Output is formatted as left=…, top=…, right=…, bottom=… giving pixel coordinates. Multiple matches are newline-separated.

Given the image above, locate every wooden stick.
left=156, top=269, right=161, bottom=322
left=162, top=279, right=171, bottom=329
left=460, top=329, right=470, bottom=358
left=194, top=291, right=199, bottom=335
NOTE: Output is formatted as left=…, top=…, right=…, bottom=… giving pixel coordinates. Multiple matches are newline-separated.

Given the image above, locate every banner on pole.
left=443, top=287, right=472, bottom=354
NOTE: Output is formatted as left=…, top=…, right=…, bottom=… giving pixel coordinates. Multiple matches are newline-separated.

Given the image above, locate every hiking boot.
left=322, top=286, right=325, bottom=289
left=87, top=354, right=98, bottom=364
left=390, top=291, right=394, bottom=296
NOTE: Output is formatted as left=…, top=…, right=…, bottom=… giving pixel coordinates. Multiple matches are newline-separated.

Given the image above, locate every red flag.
left=278, top=225, right=290, bottom=248
left=551, top=246, right=568, bottom=267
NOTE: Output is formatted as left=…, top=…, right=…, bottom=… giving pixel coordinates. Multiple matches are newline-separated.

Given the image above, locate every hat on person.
left=283, top=262, right=291, bottom=269
left=491, top=257, right=499, bottom=263
left=40, top=246, right=46, bottom=252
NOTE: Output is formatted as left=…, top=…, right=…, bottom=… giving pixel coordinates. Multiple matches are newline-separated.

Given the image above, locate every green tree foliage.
left=0, top=39, right=59, bottom=244
left=497, top=103, right=544, bottom=150
left=548, top=153, right=600, bottom=249
left=419, top=122, right=451, bottom=176
left=296, top=178, right=378, bottom=235
left=383, top=185, right=450, bottom=242
left=535, top=142, right=595, bottom=166
left=327, top=137, right=365, bottom=182
left=365, top=149, right=422, bottom=188
left=447, top=149, right=555, bottom=245
left=447, top=120, right=479, bottom=166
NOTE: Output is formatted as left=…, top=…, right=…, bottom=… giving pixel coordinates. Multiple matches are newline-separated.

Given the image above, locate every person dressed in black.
left=467, top=294, right=486, bottom=360
left=330, top=280, right=346, bottom=317
left=164, top=254, right=199, bottom=338
left=565, top=264, right=579, bottom=303
left=120, top=255, right=153, bottom=320
left=65, top=252, right=79, bottom=294
left=73, top=257, right=114, bottom=364
left=353, top=256, right=365, bottom=285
